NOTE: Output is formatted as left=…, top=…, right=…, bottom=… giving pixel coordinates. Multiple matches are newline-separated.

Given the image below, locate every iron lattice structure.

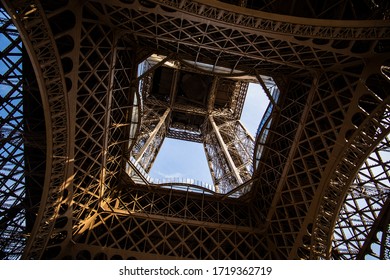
left=129, top=55, right=253, bottom=194
left=0, top=0, right=389, bottom=260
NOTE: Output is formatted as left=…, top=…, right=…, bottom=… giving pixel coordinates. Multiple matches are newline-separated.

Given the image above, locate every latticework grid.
left=0, top=0, right=389, bottom=260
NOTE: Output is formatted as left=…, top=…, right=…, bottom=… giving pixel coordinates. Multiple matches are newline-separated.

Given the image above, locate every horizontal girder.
left=0, top=0, right=389, bottom=261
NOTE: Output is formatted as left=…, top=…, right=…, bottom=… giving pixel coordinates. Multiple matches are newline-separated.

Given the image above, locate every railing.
left=151, top=177, right=215, bottom=192
left=127, top=157, right=216, bottom=193
left=127, top=156, right=258, bottom=198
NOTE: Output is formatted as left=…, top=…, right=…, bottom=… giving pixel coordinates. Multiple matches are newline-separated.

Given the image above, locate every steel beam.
left=255, top=71, right=280, bottom=111
left=135, top=108, right=170, bottom=166
left=207, top=76, right=219, bottom=113
left=209, top=115, right=243, bottom=185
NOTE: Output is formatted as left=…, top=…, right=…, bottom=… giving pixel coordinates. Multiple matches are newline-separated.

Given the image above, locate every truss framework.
left=333, top=135, right=390, bottom=259
left=0, top=0, right=389, bottom=260
left=0, top=9, right=26, bottom=260
left=128, top=56, right=254, bottom=193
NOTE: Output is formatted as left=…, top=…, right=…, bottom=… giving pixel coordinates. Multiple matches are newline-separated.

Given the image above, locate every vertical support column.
left=216, top=119, right=254, bottom=184
left=234, top=120, right=255, bottom=176
left=0, top=8, right=26, bottom=260
left=207, top=76, right=219, bottom=113
left=255, top=71, right=280, bottom=111
left=209, top=115, right=243, bottom=186
left=231, top=81, right=248, bottom=119
left=99, top=33, right=118, bottom=201
left=135, top=107, right=170, bottom=170
left=169, top=68, right=179, bottom=107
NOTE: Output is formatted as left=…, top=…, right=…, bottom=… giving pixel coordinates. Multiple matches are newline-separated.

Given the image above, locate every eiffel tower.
left=1, top=0, right=389, bottom=260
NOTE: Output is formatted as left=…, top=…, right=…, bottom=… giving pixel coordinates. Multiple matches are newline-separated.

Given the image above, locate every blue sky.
left=149, top=83, right=268, bottom=185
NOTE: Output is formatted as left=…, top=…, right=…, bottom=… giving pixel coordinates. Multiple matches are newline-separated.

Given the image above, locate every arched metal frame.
left=0, top=0, right=389, bottom=260
left=333, top=134, right=390, bottom=259
left=0, top=8, right=26, bottom=260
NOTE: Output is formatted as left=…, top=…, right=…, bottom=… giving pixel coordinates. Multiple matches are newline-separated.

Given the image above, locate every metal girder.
left=131, top=104, right=169, bottom=172
left=218, top=0, right=390, bottom=20
left=356, top=193, right=390, bottom=259
left=202, top=115, right=254, bottom=194
left=255, top=71, right=280, bottom=111
left=2, top=0, right=72, bottom=260
left=1, top=0, right=390, bottom=261
left=67, top=184, right=273, bottom=260
left=207, top=76, right=219, bottom=113
left=333, top=135, right=390, bottom=260
left=265, top=75, right=319, bottom=227
left=153, top=0, right=390, bottom=39
left=134, top=108, right=170, bottom=166
left=85, top=0, right=387, bottom=78
left=209, top=115, right=243, bottom=186
left=99, top=33, right=119, bottom=202
left=0, top=13, right=25, bottom=258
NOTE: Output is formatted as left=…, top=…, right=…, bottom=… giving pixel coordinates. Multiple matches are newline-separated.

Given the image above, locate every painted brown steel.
left=0, top=0, right=389, bottom=260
